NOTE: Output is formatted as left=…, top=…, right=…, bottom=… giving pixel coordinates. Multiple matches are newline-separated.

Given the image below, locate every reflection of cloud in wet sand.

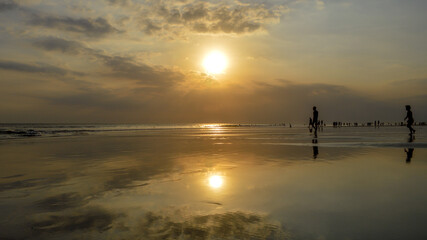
left=30, top=208, right=287, bottom=239
left=32, top=207, right=117, bottom=233
left=35, top=192, right=89, bottom=211
left=137, top=210, right=287, bottom=239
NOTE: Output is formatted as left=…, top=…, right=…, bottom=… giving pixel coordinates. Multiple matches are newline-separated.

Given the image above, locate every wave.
left=0, top=123, right=263, bottom=139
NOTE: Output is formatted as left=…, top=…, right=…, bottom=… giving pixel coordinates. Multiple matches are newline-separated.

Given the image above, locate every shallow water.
left=0, top=126, right=426, bottom=240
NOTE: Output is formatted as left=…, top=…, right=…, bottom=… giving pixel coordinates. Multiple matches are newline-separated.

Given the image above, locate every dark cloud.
left=181, top=2, right=208, bottom=21
left=106, top=0, right=132, bottom=7
left=31, top=37, right=184, bottom=87
left=29, top=15, right=119, bottom=38
left=97, top=55, right=185, bottom=86
left=32, top=207, right=116, bottom=233
left=0, top=0, right=18, bottom=11
left=32, top=37, right=87, bottom=54
left=142, top=19, right=162, bottom=35
left=140, top=2, right=285, bottom=37
left=0, top=60, right=84, bottom=76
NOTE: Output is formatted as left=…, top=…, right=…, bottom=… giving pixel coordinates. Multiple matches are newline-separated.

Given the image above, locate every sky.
left=0, top=0, right=426, bottom=123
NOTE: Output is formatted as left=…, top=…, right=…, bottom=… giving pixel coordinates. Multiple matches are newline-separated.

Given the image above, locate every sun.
left=203, top=51, right=228, bottom=75
left=209, top=175, right=223, bottom=189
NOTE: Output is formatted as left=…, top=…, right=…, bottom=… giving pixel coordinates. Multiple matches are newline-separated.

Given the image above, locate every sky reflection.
left=0, top=127, right=426, bottom=239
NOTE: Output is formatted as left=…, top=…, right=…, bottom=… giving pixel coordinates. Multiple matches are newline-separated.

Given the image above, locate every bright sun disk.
left=209, top=175, right=223, bottom=188
left=203, top=51, right=228, bottom=75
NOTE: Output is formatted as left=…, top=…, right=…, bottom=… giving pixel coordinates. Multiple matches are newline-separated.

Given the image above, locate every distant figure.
left=309, top=117, right=313, bottom=132
left=404, top=105, right=415, bottom=135
left=312, top=106, right=319, bottom=136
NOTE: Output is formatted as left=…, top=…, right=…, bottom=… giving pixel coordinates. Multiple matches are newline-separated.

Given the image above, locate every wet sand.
left=0, top=126, right=426, bottom=239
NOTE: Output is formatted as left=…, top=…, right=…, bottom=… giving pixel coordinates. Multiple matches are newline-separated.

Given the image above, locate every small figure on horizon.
left=309, top=117, right=313, bottom=132
left=404, top=105, right=416, bottom=135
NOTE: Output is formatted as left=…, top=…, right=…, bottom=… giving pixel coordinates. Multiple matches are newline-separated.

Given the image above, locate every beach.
left=0, top=125, right=426, bottom=240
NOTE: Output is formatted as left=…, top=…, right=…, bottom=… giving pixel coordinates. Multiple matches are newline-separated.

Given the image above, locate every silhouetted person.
left=309, top=117, right=313, bottom=132
left=404, top=105, right=415, bottom=135
left=405, top=148, right=414, bottom=164
left=312, top=106, right=318, bottom=136
left=313, top=107, right=318, bottom=126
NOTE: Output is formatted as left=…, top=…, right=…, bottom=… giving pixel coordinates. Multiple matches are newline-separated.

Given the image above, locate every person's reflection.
left=405, top=148, right=414, bottom=164
left=313, top=146, right=319, bottom=159
left=312, top=137, right=318, bottom=159
left=405, top=135, right=415, bottom=163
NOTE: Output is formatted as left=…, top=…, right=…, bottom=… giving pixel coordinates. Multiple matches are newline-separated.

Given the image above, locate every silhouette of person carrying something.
left=404, top=105, right=416, bottom=135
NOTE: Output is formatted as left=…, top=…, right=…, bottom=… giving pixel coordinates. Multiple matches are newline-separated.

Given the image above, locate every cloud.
left=0, top=0, right=19, bottom=12
left=32, top=37, right=87, bottom=54
left=12, top=37, right=427, bottom=123
left=106, top=0, right=132, bottom=7
left=391, top=78, right=427, bottom=87
left=29, top=15, right=119, bottom=38
left=0, top=0, right=18, bottom=11
left=138, top=1, right=287, bottom=38
left=98, top=55, right=185, bottom=86
left=32, top=37, right=185, bottom=87
left=0, top=60, right=83, bottom=76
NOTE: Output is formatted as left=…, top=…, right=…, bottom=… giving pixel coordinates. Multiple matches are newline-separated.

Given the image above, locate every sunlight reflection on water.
left=208, top=175, right=224, bottom=189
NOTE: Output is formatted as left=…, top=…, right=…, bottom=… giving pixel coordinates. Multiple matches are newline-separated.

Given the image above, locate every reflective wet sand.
left=1, top=127, right=426, bottom=239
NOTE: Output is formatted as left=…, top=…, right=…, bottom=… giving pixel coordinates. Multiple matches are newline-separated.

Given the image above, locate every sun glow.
left=203, top=51, right=228, bottom=75
left=209, top=175, right=224, bottom=189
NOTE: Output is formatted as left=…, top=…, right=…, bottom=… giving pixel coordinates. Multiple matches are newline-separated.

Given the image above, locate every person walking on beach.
left=312, top=106, right=319, bottom=137
left=404, top=105, right=415, bottom=135
left=312, top=106, right=319, bottom=131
